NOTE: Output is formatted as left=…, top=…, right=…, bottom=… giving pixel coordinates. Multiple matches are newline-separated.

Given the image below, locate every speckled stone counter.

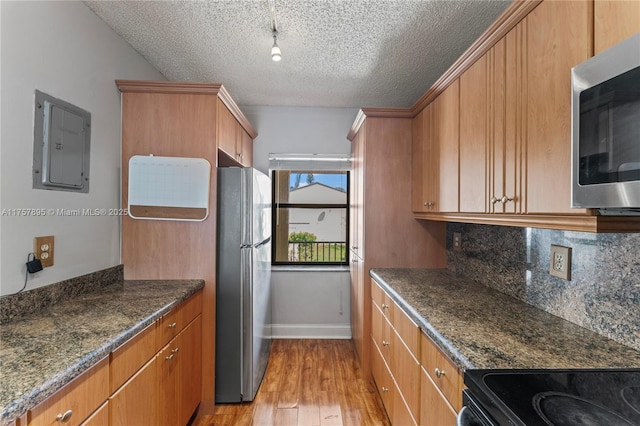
left=0, top=279, right=204, bottom=425
left=370, top=268, right=640, bottom=371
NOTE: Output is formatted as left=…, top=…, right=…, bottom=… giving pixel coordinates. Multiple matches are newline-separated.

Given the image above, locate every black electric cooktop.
left=464, top=369, right=640, bottom=425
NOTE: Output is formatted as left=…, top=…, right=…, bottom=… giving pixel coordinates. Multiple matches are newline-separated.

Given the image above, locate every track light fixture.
left=271, top=31, right=282, bottom=62
left=268, top=0, right=281, bottom=62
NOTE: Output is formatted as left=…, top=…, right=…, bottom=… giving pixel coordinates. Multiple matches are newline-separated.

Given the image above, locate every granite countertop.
left=371, top=268, right=640, bottom=371
left=0, top=279, right=204, bottom=425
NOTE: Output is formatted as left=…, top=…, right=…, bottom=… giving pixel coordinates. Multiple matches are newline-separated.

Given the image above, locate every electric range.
left=460, top=369, right=640, bottom=426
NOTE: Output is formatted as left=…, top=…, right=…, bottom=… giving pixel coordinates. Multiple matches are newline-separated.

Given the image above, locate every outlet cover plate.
left=34, top=235, right=55, bottom=267
left=550, top=244, right=571, bottom=280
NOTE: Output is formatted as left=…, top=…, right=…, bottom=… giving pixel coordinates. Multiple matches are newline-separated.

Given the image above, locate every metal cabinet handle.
left=424, top=201, right=434, bottom=207
left=381, top=387, right=389, bottom=392
left=56, top=410, right=73, bottom=423
left=171, top=347, right=180, bottom=354
left=500, top=195, right=513, bottom=204
left=435, top=368, right=446, bottom=378
left=168, top=322, right=177, bottom=329
left=165, top=354, right=174, bottom=360
left=490, top=196, right=499, bottom=205
left=381, top=303, right=388, bottom=309
left=382, top=340, right=389, bottom=347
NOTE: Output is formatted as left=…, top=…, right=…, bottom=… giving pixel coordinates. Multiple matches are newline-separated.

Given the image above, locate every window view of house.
left=272, top=170, right=348, bottom=264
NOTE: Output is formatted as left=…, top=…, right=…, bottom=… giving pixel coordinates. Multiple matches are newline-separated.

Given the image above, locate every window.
left=270, top=155, right=350, bottom=265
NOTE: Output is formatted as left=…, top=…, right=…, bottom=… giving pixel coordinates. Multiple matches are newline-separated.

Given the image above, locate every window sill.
left=271, top=264, right=351, bottom=273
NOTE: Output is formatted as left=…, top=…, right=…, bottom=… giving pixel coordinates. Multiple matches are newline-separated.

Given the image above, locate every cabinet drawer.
left=157, top=291, right=202, bottom=348
left=420, top=333, right=463, bottom=411
left=181, top=290, right=202, bottom=326
left=371, top=279, right=393, bottom=320
left=110, top=321, right=157, bottom=393
left=390, top=329, right=420, bottom=423
left=390, top=302, right=420, bottom=359
left=372, top=303, right=392, bottom=365
left=29, top=357, right=109, bottom=426
left=371, top=337, right=394, bottom=421
left=420, top=366, right=457, bottom=426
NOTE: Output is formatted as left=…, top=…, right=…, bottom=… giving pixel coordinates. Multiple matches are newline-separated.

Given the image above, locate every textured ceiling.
left=84, top=0, right=511, bottom=108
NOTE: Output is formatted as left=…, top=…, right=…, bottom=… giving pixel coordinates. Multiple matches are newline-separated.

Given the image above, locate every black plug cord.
left=0, top=253, right=36, bottom=298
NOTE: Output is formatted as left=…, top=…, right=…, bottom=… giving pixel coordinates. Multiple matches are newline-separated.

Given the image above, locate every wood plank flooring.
left=192, top=339, right=391, bottom=426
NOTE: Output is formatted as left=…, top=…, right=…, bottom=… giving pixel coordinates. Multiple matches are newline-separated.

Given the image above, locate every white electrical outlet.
left=550, top=245, right=571, bottom=280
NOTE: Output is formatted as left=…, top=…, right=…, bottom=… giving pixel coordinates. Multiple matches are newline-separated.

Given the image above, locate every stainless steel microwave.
left=571, top=33, right=640, bottom=213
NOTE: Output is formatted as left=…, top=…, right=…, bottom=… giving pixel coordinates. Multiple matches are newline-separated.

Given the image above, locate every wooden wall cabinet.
left=217, top=99, right=253, bottom=167
left=524, top=0, right=592, bottom=215
left=412, top=80, right=460, bottom=214
left=411, top=0, right=640, bottom=231
left=348, top=113, right=447, bottom=378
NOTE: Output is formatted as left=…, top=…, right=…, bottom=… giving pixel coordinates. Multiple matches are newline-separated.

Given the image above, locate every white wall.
left=0, top=1, right=165, bottom=295
left=242, top=105, right=358, bottom=338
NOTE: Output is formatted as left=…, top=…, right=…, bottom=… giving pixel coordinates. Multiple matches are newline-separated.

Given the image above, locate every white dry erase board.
left=128, top=155, right=211, bottom=221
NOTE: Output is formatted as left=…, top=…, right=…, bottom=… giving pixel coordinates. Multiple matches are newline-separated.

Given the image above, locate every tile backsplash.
left=446, top=223, right=640, bottom=352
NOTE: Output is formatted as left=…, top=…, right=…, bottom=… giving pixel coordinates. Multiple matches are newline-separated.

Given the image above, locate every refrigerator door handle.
left=254, top=237, right=271, bottom=249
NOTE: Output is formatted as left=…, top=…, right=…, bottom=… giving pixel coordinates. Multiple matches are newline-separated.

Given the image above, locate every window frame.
left=271, top=170, right=350, bottom=266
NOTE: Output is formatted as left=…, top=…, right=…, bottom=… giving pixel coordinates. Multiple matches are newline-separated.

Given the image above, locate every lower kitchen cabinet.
left=27, top=290, right=203, bottom=426
left=419, top=369, right=457, bottom=426
left=419, top=332, right=463, bottom=425
left=110, top=356, right=158, bottom=426
left=28, top=358, right=109, bottom=426
left=371, top=278, right=464, bottom=426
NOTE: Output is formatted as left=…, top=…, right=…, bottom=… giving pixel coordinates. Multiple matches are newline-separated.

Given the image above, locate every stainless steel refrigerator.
left=215, top=167, right=272, bottom=403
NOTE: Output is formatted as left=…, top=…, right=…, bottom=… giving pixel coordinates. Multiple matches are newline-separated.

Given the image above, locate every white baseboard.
left=271, top=324, right=352, bottom=339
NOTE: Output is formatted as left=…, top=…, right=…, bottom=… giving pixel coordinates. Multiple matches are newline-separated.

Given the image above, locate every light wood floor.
left=192, top=339, right=391, bottom=426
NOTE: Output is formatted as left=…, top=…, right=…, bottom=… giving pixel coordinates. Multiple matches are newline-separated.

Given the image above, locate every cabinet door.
left=158, top=338, right=180, bottom=426
left=459, top=55, right=489, bottom=213
left=179, top=316, right=202, bottom=425
left=594, top=0, right=640, bottom=54
left=238, top=125, right=253, bottom=167
left=109, top=356, right=158, bottom=426
left=419, top=367, right=457, bottom=426
left=489, top=26, right=524, bottom=214
left=434, top=80, right=460, bottom=213
left=525, top=0, right=592, bottom=214
left=217, top=100, right=238, bottom=161
left=412, top=104, right=437, bottom=212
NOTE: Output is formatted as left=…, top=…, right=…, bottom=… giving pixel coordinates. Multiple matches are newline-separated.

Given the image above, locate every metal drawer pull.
left=500, top=195, right=514, bottom=204
left=165, top=354, right=174, bottom=360
left=381, top=387, right=389, bottom=392
left=168, top=322, right=177, bottom=328
left=381, top=303, right=388, bottom=309
left=382, top=340, right=389, bottom=347
left=56, top=410, right=73, bottom=423
left=435, top=368, right=446, bottom=378
left=172, top=347, right=180, bottom=353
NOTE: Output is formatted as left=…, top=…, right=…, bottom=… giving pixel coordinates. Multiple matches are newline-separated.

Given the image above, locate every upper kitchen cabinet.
left=524, top=0, right=592, bottom=215
left=116, top=80, right=256, bottom=404
left=594, top=0, right=640, bottom=54
left=410, top=0, right=640, bottom=232
left=459, top=55, right=488, bottom=213
left=217, top=99, right=255, bottom=167
left=348, top=111, right=446, bottom=378
left=413, top=80, right=460, bottom=214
